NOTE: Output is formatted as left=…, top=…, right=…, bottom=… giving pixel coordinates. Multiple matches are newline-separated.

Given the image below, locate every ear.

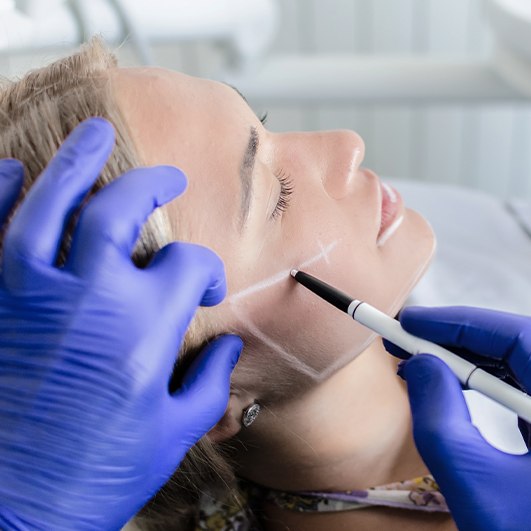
left=207, top=391, right=256, bottom=443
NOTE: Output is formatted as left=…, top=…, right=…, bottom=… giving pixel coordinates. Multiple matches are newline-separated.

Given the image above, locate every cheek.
left=226, top=287, right=327, bottom=401
left=226, top=207, right=435, bottom=384
left=319, top=207, right=436, bottom=315
left=235, top=276, right=377, bottom=380
left=225, top=252, right=375, bottom=382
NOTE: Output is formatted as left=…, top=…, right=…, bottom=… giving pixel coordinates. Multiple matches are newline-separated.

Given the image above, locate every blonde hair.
left=0, top=37, right=238, bottom=529
left=0, top=38, right=170, bottom=264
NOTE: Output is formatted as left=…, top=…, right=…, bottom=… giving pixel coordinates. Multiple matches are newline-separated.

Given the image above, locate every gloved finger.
left=170, top=335, right=243, bottom=448
left=382, top=338, right=411, bottom=360
left=0, top=160, right=24, bottom=228
left=402, top=354, right=490, bottom=474
left=399, top=305, right=531, bottom=363
left=3, top=118, right=114, bottom=279
left=66, top=166, right=186, bottom=278
left=518, top=417, right=531, bottom=449
left=146, top=241, right=227, bottom=312
left=385, top=336, right=509, bottom=376
left=400, top=305, right=531, bottom=392
left=128, top=243, right=227, bottom=382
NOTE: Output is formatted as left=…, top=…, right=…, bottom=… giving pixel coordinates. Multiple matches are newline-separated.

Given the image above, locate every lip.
left=360, top=168, right=405, bottom=244
left=379, top=178, right=402, bottom=230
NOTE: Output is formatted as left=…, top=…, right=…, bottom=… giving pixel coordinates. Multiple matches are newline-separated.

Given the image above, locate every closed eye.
left=271, top=168, right=293, bottom=220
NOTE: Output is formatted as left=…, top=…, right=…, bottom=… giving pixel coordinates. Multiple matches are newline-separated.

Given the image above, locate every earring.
left=242, top=402, right=261, bottom=428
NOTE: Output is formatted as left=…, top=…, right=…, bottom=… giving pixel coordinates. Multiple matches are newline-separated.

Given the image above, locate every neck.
left=235, top=339, right=429, bottom=492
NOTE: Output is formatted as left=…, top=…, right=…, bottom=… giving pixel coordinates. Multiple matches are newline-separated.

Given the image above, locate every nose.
left=319, top=130, right=366, bottom=200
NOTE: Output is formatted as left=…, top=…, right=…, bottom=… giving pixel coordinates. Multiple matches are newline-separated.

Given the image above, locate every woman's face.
left=113, top=67, right=436, bottom=398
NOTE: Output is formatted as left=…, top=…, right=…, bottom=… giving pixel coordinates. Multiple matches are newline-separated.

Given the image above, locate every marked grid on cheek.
left=228, top=240, right=339, bottom=304
left=226, top=239, right=384, bottom=380
left=317, top=239, right=332, bottom=265
left=232, top=307, right=321, bottom=380
left=226, top=240, right=344, bottom=380
left=232, top=311, right=377, bottom=382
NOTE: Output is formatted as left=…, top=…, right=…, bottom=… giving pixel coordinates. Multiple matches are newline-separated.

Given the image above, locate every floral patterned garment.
left=254, top=475, right=450, bottom=513
left=196, top=486, right=258, bottom=531
left=196, top=475, right=449, bottom=530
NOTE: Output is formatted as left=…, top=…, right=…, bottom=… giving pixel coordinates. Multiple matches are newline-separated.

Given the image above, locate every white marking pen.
left=291, top=269, right=531, bottom=424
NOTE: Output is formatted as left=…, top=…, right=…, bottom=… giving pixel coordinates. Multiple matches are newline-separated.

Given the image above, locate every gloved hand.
left=0, top=118, right=242, bottom=531
left=384, top=306, right=531, bottom=531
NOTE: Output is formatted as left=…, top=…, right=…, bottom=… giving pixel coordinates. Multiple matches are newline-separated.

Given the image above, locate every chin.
left=409, top=207, right=437, bottom=275
left=385, top=208, right=436, bottom=317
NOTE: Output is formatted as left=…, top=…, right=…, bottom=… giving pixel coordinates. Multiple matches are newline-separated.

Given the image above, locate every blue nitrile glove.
left=0, top=118, right=243, bottom=531
left=383, top=306, right=531, bottom=531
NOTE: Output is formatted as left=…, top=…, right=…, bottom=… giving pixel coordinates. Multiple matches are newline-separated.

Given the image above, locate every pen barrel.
left=352, top=303, right=476, bottom=381
left=352, top=302, right=531, bottom=422
left=468, top=369, right=531, bottom=424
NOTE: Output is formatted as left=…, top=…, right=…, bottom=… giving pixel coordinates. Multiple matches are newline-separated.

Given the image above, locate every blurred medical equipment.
left=1, top=0, right=529, bottom=100
left=389, top=306, right=531, bottom=531
left=0, top=0, right=278, bottom=71
left=0, top=118, right=242, bottom=530
left=228, top=0, right=531, bottom=104
left=487, top=0, right=531, bottom=97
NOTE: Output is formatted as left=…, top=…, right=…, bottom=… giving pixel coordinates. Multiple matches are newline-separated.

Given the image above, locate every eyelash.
left=257, top=110, right=292, bottom=220
left=271, top=168, right=294, bottom=220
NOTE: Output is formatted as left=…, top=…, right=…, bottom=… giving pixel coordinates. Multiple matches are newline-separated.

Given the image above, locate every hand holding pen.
left=292, top=272, right=531, bottom=531
left=291, top=270, right=531, bottom=424
left=384, top=305, right=531, bottom=443
left=384, top=306, right=531, bottom=531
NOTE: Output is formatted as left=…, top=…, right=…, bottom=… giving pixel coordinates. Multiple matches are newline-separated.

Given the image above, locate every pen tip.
left=290, top=269, right=298, bottom=278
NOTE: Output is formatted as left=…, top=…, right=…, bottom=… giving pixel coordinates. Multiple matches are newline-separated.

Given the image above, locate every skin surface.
left=112, top=67, right=455, bottom=530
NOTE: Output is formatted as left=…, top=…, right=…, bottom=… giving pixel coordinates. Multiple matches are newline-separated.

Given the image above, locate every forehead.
left=109, top=66, right=252, bottom=266
left=110, top=67, right=244, bottom=162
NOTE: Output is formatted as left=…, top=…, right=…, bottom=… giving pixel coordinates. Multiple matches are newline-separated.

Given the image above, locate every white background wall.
left=260, top=0, right=531, bottom=200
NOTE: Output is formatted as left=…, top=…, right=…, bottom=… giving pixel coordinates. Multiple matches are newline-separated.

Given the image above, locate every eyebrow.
left=224, top=82, right=249, bottom=104
left=222, top=83, right=259, bottom=231
left=239, top=126, right=259, bottom=231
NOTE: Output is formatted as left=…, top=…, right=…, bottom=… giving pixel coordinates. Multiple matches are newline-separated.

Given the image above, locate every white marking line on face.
left=232, top=308, right=321, bottom=380
left=376, top=214, right=404, bottom=248
left=228, top=240, right=339, bottom=303
left=317, top=239, right=332, bottom=265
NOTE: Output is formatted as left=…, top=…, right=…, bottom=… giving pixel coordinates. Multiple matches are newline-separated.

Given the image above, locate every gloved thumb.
left=171, top=334, right=243, bottom=444
left=401, top=354, right=486, bottom=474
